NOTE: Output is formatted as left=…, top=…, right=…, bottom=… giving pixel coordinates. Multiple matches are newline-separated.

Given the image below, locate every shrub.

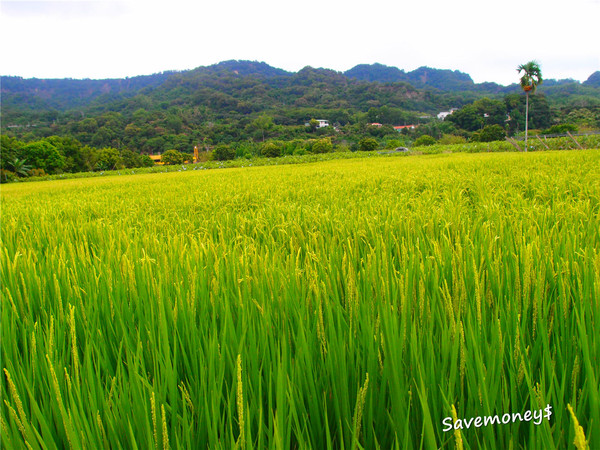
left=385, top=139, right=403, bottom=149
left=120, top=149, right=141, bottom=168
left=139, top=155, right=155, bottom=167
left=161, top=149, right=185, bottom=165
left=281, top=140, right=303, bottom=156
left=311, top=138, right=333, bottom=154
left=0, top=169, right=17, bottom=183
left=260, top=142, right=282, bottom=158
left=543, top=124, right=578, bottom=135
left=119, top=148, right=160, bottom=169
left=358, top=137, right=379, bottom=152
left=212, top=145, right=236, bottom=161
left=22, top=141, right=66, bottom=174
left=29, top=168, right=47, bottom=177
left=439, top=134, right=466, bottom=145
left=95, top=147, right=123, bottom=171
left=473, top=125, right=506, bottom=143
left=414, top=135, right=437, bottom=147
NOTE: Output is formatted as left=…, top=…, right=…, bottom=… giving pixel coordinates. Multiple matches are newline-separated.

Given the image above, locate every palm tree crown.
left=517, top=61, right=543, bottom=93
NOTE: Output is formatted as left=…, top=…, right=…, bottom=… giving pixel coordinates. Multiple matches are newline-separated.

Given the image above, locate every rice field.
left=1, top=150, right=599, bottom=449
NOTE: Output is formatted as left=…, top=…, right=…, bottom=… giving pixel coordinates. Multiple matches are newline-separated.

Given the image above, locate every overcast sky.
left=1, top=0, right=599, bottom=85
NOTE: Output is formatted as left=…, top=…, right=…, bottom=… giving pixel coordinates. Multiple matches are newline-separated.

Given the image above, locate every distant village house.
left=149, top=154, right=164, bottom=165
left=437, top=109, right=458, bottom=120
left=394, top=125, right=417, bottom=131
left=304, top=119, right=330, bottom=128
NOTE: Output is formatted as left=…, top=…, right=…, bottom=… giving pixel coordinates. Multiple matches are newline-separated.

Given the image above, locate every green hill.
left=2, top=60, right=599, bottom=156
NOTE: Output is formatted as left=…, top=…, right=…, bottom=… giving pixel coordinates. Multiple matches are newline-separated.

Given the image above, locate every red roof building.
left=393, top=125, right=417, bottom=131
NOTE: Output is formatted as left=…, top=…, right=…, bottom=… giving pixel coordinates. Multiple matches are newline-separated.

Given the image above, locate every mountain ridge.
left=2, top=60, right=599, bottom=143
left=4, top=59, right=597, bottom=88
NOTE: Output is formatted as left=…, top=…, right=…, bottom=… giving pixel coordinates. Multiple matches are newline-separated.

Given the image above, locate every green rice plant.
left=1, top=150, right=599, bottom=448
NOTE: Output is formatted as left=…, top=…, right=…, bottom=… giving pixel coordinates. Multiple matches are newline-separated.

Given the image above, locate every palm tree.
left=517, top=61, right=543, bottom=151
left=7, top=157, right=32, bottom=177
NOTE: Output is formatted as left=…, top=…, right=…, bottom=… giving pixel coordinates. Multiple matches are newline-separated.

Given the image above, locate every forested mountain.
left=3, top=60, right=599, bottom=118
left=343, top=63, right=600, bottom=98
left=1, top=60, right=478, bottom=127
left=343, top=63, right=407, bottom=84
left=2, top=60, right=599, bottom=163
left=198, top=60, right=292, bottom=78
left=344, top=63, right=478, bottom=91
left=583, top=71, right=600, bottom=87
left=1, top=72, right=174, bottom=111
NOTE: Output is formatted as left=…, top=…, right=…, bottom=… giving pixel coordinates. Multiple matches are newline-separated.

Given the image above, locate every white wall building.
left=437, top=109, right=458, bottom=120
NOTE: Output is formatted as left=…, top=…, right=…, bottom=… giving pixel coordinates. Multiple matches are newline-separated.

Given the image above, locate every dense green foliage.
left=358, top=137, right=379, bottom=151
left=344, top=63, right=476, bottom=91
left=2, top=61, right=599, bottom=181
left=0, top=135, right=157, bottom=179
left=160, top=149, right=186, bottom=165
left=311, top=138, right=333, bottom=154
left=212, top=145, right=236, bottom=161
left=260, top=141, right=282, bottom=158
left=414, top=134, right=437, bottom=146
left=2, top=151, right=599, bottom=448
left=584, top=71, right=600, bottom=87
left=472, top=125, right=507, bottom=142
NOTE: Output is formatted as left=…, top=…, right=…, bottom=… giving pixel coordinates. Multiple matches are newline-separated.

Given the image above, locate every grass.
left=1, top=150, right=599, bottom=448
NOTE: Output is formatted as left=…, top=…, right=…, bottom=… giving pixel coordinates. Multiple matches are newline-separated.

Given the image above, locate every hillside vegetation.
left=2, top=60, right=599, bottom=179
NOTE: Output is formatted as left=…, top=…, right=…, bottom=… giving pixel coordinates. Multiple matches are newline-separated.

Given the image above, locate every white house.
left=437, top=109, right=458, bottom=120
left=305, top=119, right=330, bottom=128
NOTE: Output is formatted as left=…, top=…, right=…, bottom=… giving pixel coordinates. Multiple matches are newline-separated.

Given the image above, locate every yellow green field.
left=2, top=150, right=599, bottom=449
